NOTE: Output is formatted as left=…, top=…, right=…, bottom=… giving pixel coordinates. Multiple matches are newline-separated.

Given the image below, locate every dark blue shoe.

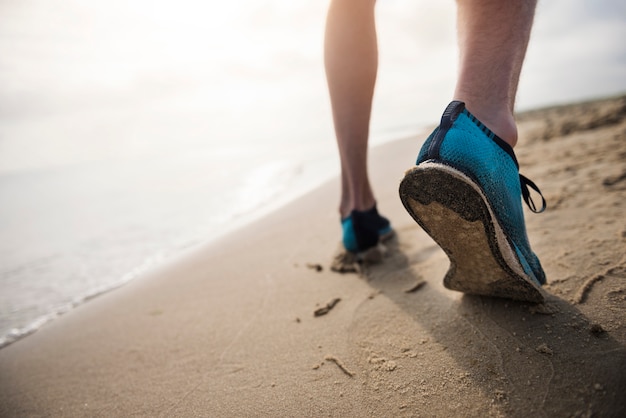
left=399, top=101, right=546, bottom=302
left=341, top=204, right=394, bottom=254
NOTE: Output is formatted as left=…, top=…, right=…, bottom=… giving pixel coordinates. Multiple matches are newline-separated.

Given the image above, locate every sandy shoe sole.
left=399, top=162, right=544, bottom=303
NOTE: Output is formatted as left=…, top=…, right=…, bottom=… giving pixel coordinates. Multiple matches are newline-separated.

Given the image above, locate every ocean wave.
left=0, top=252, right=167, bottom=349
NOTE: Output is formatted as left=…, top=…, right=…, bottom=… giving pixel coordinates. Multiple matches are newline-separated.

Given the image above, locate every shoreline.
left=0, top=125, right=428, bottom=350
left=1, top=95, right=625, bottom=416
left=4, top=93, right=621, bottom=351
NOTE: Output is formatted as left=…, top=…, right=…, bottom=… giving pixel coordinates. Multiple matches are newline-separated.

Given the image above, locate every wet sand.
left=1, top=95, right=625, bottom=417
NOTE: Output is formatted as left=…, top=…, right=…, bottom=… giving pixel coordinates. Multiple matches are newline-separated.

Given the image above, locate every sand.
left=1, top=95, right=625, bottom=417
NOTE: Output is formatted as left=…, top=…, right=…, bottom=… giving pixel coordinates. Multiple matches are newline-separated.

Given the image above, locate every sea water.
left=0, top=0, right=435, bottom=347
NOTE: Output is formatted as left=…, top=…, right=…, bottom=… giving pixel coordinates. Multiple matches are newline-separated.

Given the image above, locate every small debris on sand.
left=314, top=298, right=341, bottom=317
left=494, top=389, right=508, bottom=402
left=384, top=361, right=397, bottom=372
left=574, top=274, right=604, bottom=304
left=536, top=343, right=554, bottom=355
left=325, top=355, right=355, bottom=377
left=590, top=323, right=606, bottom=335
left=306, top=263, right=323, bottom=272
left=404, top=280, right=426, bottom=293
left=330, top=243, right=386, bottom=274
left=602, top=170, right=626, bottom=187
left=330, top=248, right=360, bottom=273
left=529, top=302, right=559, bottom=315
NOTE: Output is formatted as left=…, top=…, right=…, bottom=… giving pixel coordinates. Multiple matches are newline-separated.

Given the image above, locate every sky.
left=373, top=0, right=626, bottom=121
left=0, top=0, right=625, bottom=171
left=1, top=0, right=624, bottom=110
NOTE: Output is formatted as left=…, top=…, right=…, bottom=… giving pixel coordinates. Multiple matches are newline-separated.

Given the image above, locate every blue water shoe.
left=399, top=101, right=546, bottom=302
left=342, top=204, right=394, bottom=254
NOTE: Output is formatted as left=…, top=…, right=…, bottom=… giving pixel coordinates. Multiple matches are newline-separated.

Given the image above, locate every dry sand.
left=1, top=95, right=625, bottom=417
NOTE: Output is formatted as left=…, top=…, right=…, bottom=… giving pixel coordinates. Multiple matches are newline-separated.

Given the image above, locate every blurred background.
left=1, top=0, right=625, bottom=346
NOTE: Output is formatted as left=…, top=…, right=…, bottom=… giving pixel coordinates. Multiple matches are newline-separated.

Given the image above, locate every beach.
left=0, top=95, right=625, bottom=416
left=3, top=0, right=626, bottom=352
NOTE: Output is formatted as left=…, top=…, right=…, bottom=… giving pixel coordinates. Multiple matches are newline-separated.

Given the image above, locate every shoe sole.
left=399, top=162, right=544, bottom=303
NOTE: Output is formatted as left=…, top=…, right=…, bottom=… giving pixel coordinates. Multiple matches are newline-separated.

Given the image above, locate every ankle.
left=480, top=111, right=518, bottom=148
left=339, top=197, right=376, bottom=219
left=463, top=103, right=518, bottom=147
left=452, top=92, right=519, bottom=147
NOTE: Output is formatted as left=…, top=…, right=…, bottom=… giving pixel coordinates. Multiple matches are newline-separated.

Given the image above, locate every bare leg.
left=324, top=0, right=378, bottom=218
left=399, top=0, right=544, bottom=301
left=454, top=0, right=537, bottom=147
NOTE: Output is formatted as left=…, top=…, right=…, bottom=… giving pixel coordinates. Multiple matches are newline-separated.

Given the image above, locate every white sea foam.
left=0, top=252, right=167, bottom=349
